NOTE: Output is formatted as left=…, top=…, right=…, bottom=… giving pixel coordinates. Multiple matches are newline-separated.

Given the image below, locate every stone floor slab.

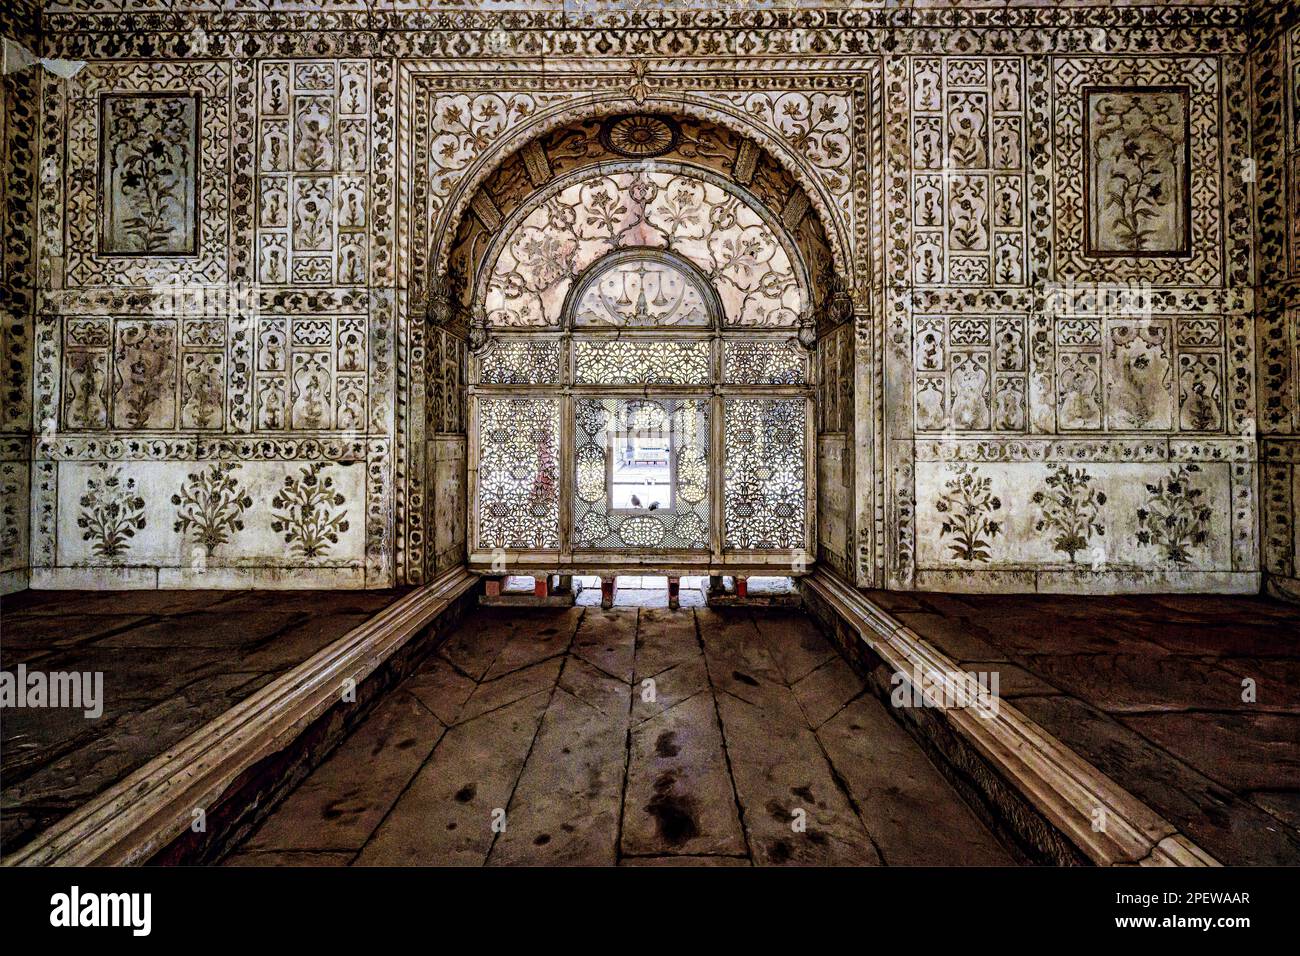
left=621, top=691, right=746, bottom=858
left=714, top=689, right=881, bottom=866
left=241, top=690, right=445, bottom=853
left=354, top=689, right=555, bottom=867
left=818, top=696, right=1014, bottom=866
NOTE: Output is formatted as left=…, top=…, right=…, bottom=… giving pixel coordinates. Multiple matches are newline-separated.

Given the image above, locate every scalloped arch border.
left=428, top=91, right=853, bottom=290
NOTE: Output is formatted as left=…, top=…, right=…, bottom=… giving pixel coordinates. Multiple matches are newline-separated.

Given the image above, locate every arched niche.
left=457, top=111, right=823, bottom=578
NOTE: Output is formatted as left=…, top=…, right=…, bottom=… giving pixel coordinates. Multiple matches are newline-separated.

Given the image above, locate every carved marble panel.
left=60, top=61, right=231, bottom=286
left=54, top=458, right=365, bottom=576
left=915, top=458, right=1233, bottom=572
left=475, top=397, right=560, bottom=551
left=253, top=313, right=368, bottom=433
left=909, top=57, right=1029, bottom=287
left=98, top=94, right=198, bottom=256
left=1053, top=57, right=1221, bottom=285
left=257, top=60, right=370, bottom=286
left=571, top=397, right=710, bottom=551
left=1084, top=87, right=1190, bottom=257
left=723, top=397, right=807, bottom=551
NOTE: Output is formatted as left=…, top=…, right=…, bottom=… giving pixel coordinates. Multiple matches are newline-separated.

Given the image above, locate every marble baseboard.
left=0, top=568, right=29, bottom=595
left=913, top=569, right=1260, bottom=595
left=29, top=565, right=368, bottom=590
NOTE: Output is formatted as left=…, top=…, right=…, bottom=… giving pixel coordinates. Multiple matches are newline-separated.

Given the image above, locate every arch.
left=478, top=162, right=805, bottom=330
left=437, top=106, right=845, bottom=334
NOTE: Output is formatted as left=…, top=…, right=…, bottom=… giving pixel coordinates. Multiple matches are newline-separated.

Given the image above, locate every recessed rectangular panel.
left=723, top=398, right=807, bottom=550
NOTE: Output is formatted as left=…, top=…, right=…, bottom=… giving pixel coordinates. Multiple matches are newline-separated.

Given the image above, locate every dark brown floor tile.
left=622, top=691, right=745, bottom=859
left=893, top=611, right=1009, bottom=662
left=570, top=607, right=637, bottom=683
left=819, top=695, right=1014, bottom=865
left=1247, top=791, right=1300, bottom=831
left=1119, top=711, right=1300, bottom=792
left=241, top=690, right=445, bottom=853
left=619, top=855, right=751, bottom=866
left=1016, top=695, right=1300, bottom=865
left=481, top=607, right=579, bottom=679
left=354, top=691, right=553, bottom=866
left=714, top=689, right=881, bottom=866
left=97, top=611, right=306, bottom=649
left=455, top=657, right=562, bottom=725
left=791, top=654, right=862, bottom=729
left=487, top=683, right=629, bottom=866
left=404, top=655, right=477, bottom=726
left=751, top=608, right=837, bottom=685
left=1019, top=653, right=1260, bottom=714
left=223, top=850, right=354, bottom=867
left=0, top=614, right=152, bottom=648
left=631, top=657, right=709, bottom=726
left=633, top=607, right=701, bottom=680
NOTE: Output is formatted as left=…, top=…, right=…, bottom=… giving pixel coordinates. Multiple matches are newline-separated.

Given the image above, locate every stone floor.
left=867, top=590, right=1300, bottom=866
left=226, top=604, right=1014, bottom=866
left=0, top=587, right=406, bottom=854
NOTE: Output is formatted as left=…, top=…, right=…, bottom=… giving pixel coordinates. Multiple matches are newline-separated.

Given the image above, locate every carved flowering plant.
left=77, top=466, right=147, bottom=560
left=1091, top=92, right=1185, bottom=253
left=935, top=463, right=1003, bottom=562
left=106, top=97, right=193, bottom=251
left=1136, top=464, right=1212, bottom=564
left=1032, top=464, right=1107, bottom=563
left=172, top=462, right=253, bottom=554
left=270, top=462, right=350, bottom=559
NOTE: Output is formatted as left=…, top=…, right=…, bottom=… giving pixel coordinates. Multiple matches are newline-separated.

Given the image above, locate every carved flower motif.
left=603, top=115, right=677, bottom=157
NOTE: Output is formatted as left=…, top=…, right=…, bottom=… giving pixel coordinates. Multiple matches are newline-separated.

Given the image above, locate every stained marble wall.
left=1, top=0, right=40, bottom=594
left=0, top=0, right=1292, bottom=596
left=1251, top=1, right=1300, bottom=601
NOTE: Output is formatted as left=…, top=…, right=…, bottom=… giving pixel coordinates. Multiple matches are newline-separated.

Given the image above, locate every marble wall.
left=1, top=1, right=40, bottom=594
left=1251, top=2, right=1300, bottom=601
left=0, top=1, right=1291, bottom=595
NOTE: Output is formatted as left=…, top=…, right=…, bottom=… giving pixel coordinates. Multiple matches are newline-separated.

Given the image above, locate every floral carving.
left=936, top=464, right=1003, bottom=562
left=1032, top=465, right=1107, bottom=563
left=270, top=462, right=350, bottom=559
left=99, top=94, right=197, bottom=254
left=77, top=466, right=147, bottom=560
left=1136, top=464, right=1213, bottom=565
left=172, top=463, right=253, bottom=554
left=1086, top=87, right=1189, bottom=255
left=485, top=170, right=801, bottom=328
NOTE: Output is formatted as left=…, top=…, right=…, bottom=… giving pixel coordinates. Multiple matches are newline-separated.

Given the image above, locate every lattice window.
left=723, top=398, right=806, bottom=550
left=478, top=338, right=562, bottom=385
left=573, top=397, right=710, bottom=550
left=723, top=340, right=807, bottom=385
left=573, top=340, right=711, bottom=385
left=476, top=397, right=560, bottom=549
